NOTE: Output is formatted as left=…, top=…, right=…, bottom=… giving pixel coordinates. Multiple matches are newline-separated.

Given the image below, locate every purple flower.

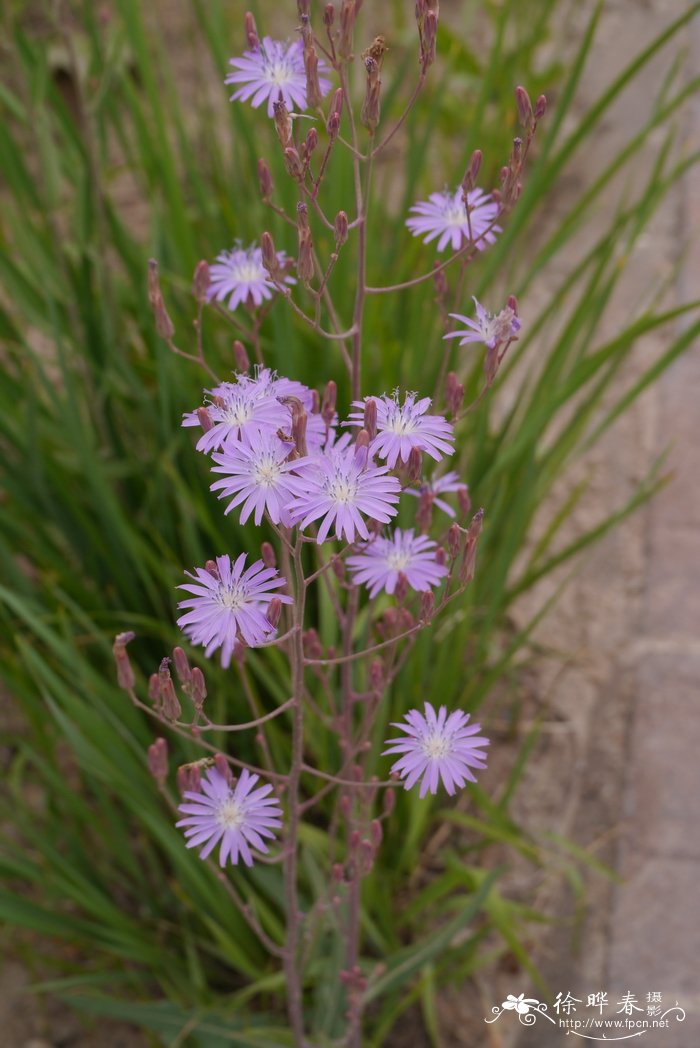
left=177, top=767, right=282, bottom=867
left=383, top=702, right=489, bottom=797
left=207, top=245, right=295, bottom=312
left=177, top=554, right=292, bottom=667
left=445, top=297, right=521, bottom=350
left=347, top=529, right=448, bottom=598
left=406, top=187, right=501, bottom=252
left=347, top=393, right=454, bottom=469
left=225, top=37, right=332, bottom=117
left=210, top=433, right=310, bottom=526
left=405, top=471, right=467, bottom=519
left=287, top=444, right=400, bottom=544
left=183, top=379, right=287, bottom=454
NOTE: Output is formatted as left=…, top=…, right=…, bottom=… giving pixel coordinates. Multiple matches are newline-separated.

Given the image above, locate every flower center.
left=223, top=399, right=254, bottom=426
left=233, top=259, right=265, bottom=283
left=443, top=202, right=467, bottom=227
left=265, top=58, right=294, bottom=87
left=422, top=731, right=450, bottom=759
left=386, top=549, right=412, bottom=571
left=326, top=475, right=358, bottom=505
left=253, top=456, right=282, bottom=486
left=385, top=409, right=416, bottom=436
left=216, top=583, right=248, bottom=612
left=216, top=796, right=244, bottom=830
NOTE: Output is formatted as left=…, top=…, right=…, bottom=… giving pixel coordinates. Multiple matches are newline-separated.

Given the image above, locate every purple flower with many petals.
left=383, top=702, right=489, bottom=797
left=288, top=444, right=400, bottom=544
left=210, top=434, right=310, bottom=526
left=445, top=297, right=521, bottom=350
left=207, top=245, right=295, bottom=312
left=177, top=767, right=282, bottom=867
left=406, top=187, right=501, bottom=252
left=225, top=37, right=332, bottom=117
left=183, top=379, right=287, bottom=454
left=347, top=393, right=454, bottom=469
left=347, top=529, right=448, bottom=598
left=177, top=554, right=292, bottom=667
left=405, top=471, right=468, bottom=519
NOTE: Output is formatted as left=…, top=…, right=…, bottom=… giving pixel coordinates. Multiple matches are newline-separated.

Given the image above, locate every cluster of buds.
left=337, top=0, right=364, bottom=60
left=360, top=37, right=387, bottom=133
left=495, top=87, right=546, bottom=208
left=416, top=0, right=439, bottom=70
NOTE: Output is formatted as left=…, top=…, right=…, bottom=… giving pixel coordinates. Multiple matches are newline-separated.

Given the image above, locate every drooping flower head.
left=347, top=528, right=448, bottom=598
left=177, top=767, right=282, bottom=868
left=347, top=393, right=454, bottom=469
left=406, top=187, right=501, bottom=252
left=383, top=702, right=489, bottom=797
left=445, top=297, right=521, bottom=350
left=405, top=470, right=468, bottom=519
left=182, top=378, right=287, bottom=455
left=225, top=37, right=332, bottom=117
left=177, top=554, right=292, bottom=667
left=210, top=433, right=310, bottom=527
left=207, top=244, right=295, bottom=312
left=288, top=443, right=400, bottom=544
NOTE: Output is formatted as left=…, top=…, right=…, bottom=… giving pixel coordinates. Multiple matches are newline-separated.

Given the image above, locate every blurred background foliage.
left=1, top=0, right=699, bottom=1044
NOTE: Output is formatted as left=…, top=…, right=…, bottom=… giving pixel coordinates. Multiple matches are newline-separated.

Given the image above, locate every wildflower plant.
left=112, top=4, right=546, bottom=1043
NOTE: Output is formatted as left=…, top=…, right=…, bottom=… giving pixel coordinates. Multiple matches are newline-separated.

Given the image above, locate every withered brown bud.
left=177, top=763, right=202, bottom=795
left=147, top=258, right=160, bottom=308
left=113, top=632, right=135, bottom=691
left=338, top=0, right=358, bottom=59
left=158, top=658, right=181, bottom=721
left=191, top=667, right=207, bottom=709
left=233, top=340, right=250, bottom=373
left=257, top=157, right=273, bottom=201
left=419, top=590, right=435, bottom=623
left=273, top=96, right=294, bottom=148
left=322, top=380, right=337, bottom=426
left=361, top=57, right=381, bottom=133
left=293, top=409, right=308, bottom=455
left=363, top=398, right=377, bottom=441
left=192, top=260, right=210, bottom=304
left=147, top=738, right=168, bottom=786
left=297, top=0, right=310, bottom=16
left=459, top=508, right=484, bottom=585
left=296, top=202, right=314, bottom=283
left=324, top=4, right=335, bottom=27
left=304, top=44, right=323, bottom=110
left=244, top=11, right=259, bottom=49
left=284, top=146, right=305, bottom=181
left=261, top=232, right=280, bottom=278
left=334, top=210, right=349, bottom=249
left=172, top=646, right=191, bottom=686
left=420, top=9, right=438, bottom=69
left=261, top=542, right=276, bottom=569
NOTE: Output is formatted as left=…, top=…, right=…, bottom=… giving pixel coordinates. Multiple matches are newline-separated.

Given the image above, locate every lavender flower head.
left=347, top=393, right=454, bottom=469
left=177, top=767, right=282, bottom=867
left=347, top=529, right=448, bottom=598
left=210, top=434, right=310, bottom=526
left=225, top=37, right=332, bottom=116
left=288, top=443, right=400, bottom=544
left=405, top=471, right=467, bottom=519
left=182, top=378, right=286, bottom=454
left=445, top=297, right=521, bottom=350
left=406, top=187, right=501, bottom=252
left=207, top=244, right=295, bottom=312
left=383, top=702, right=489, bottom=797
left=177, top=554, right=292, bottom=667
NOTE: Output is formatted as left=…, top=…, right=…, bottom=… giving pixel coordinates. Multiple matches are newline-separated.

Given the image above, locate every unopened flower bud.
left=383, top=787, right=396, bottom=816
left=273, top=96, right=293, bottom=148
left=147, top=738, right=168, bottom=786
left=419, top=589, right=435, bottom=623
left=363, top=399, right=377, bottom=441
left=196, top=406, right=213, bottom=434
left=177, top=763, right=202, bottom=795
left=172, top=646, right=191, bottom=686
left=361, top=57, right=381, bottom=133
left=334, top=210, right=349, bottom=249
left=296, top=203, right=314, bottom=282
left=112, top=631, right=135, bottom=690
left=261, top=232, right=280, bottom=278
left=515, top=85, right=534, bottom=132
left=445, top=371, right=464, bottom=416
left=327, top=89, right=344, bottom=140
left=191, top=667, right=207, bottom=709
left=370, top=819, right=383, bottom=848
left=338, top=793, right=352, bottom=819
left=192, top=260, right=210, bottom=304
left=303, top=127, right=319, bottom=160
left=154, top=294, right=174, bottom=340
left=462, top=149, right=483, bottom=196
left=324, top=4, right=335, bottom=27
left=244, top=11, right=259, bottom=49
left=395, top=572, right=409, bottom=604
left=297, top=0, right=310, bottom=16
left=458, top=486, right=471, bottom=519
left=332, top=861, right=344, bottom=882
left=205, top=559, right=220, bottom=579
left=535, top=94, right=547, bottom=120
left=447, top=523, right=462, bottom=558
left=257, top=157, right=273, bottom=201
left=284, top=146, right=305, bottom=181
left=214, top=753, right=233, bottom=785
left=460, top=508, right=484, bottom=585
left=359, top=838, right=375, bottom=874
left=158, top=658, right=181, bottom=721
left=507, top=294, right=518, bottom=314
left=406, top=446, right=422, bottom=484
left=369, top=658, right=385, bottom=694
left=147, top=258, right=160, bottom=308
left=398, top=607, right=415, bottom=632
left=435, top=545, right=446, bottom=566
left=420, top=9, right=438, bottom=69
left=416, top=489, right=434, bottom=533
left=267, top=598, right=283, bottom=631
left=322, top=380, right=337, bottom=426
left=304, top=44, right=323, bottom=110
left=355, top=427, right=370, bottom=451
left=261, top=542, right=276, bottom=569
left=338, top=0, right=358, bottom=59
left=148, top=673, right=160, bottom=705
left=232, top=340, right=250, bottom=373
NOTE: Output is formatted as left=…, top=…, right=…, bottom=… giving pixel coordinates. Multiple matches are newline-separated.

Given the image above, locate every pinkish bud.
left=244, top=12, right=259, bottom=49
left=261, top=542, right=276, bottom=569
left=304, top=44, right=323, bottom=110
left=420, top=9, right=438, bottom=68
left=191, top=667, right=207, bottom=709
left=515, top=85, right=534, bottom=131
left=447, top=523, right=462, bottom=558
left=147, top=258, right=160, bottom=308
left=435, top=545, right=446, bottom=566
left=395, top=572, right=409, bottom=604
left=433, top=262, right=448, bottom=303
left=324, top=4, right=335, bottom=27
left=462, top=149, right=483, bottom=196
left=177, top=762, right=202, bottom=795
left=205, top=559, right=219, bottom=579
left=257, top=157, right=273, bottom=201
left=406, top=446, right=422, bottom=484
left=334, top=210, right=349, bottom=249
left=460, top=508, right=484, bottom=585
left=148, top=672, right=160, bottom=705
left=445, top=371, right=464, bottom=417
left=310, top=388, right=320, bottom=415
left=457, top=486, right=471, bottom=519
left=154, top=295, right=175, bottom=340
left=355, top=427, right=370, bottom=451
left=303, top=127, right=319, bottom=160
left=273, top=96, right=293, bottom=148
left=147, top=738, right=168, bottom=785
left=267, top=598, right=283, bottom=631
left=370, top=819, right=383, bottom=848
left=172, top=646, right=191, bottom=686
left=284, top=146, right=305, bottom=181
left=419, top=590, right=435, bottom=623
left=369, top=658, right=385, bottom=694
left=213, top=753, right=232, bottom=785
left=112, top=632, right=135, bottom=690
left=338, top=0, right=357, bottom=58
left=363, top=399, right=377, bottom=441
left=359, top=838, right=375, bottom=874
left=398, top=607, right=415, bottom=632
left=361, top=57, right=381, bottom=133
left=296, top=203, right=314, bottom=282
left=261, top=232, right=280, bottom=278
left=332, top=556, right=346, bottom=581
left=535, top=94, right=547, bottom=120
left=196, top=406, right=213, bottom=433
left=416, top=489, right=434, bottom=534
left=158, top=657, right=180, bottom=721
left=322, top=380, right=337, bottom=426
left=192, top=260, right=210, bottom=304
left=507, top=294, right=518, bottom=314
left=233, top=340, right=250, bottom=373
left=383, top=787, right=396, bottom=815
